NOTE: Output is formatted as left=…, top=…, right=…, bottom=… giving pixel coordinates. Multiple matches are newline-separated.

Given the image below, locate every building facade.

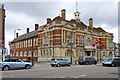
left=10, top=9, right=114, bottom=62
left=38, top=9, right=114, bottom=62
left=0, top=4, right=5, bottom=48
left=10, top=24, right=39, bottom=61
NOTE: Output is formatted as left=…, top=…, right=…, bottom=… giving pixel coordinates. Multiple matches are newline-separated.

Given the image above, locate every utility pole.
left=53, top=31, right=54, bottom=59
left=32, top=37, right=34, bottom=66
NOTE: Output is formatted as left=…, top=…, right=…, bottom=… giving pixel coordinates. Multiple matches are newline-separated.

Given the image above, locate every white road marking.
left=80, top=75, right=86, bottom=77
left=10, top=75, right=15, bottom=76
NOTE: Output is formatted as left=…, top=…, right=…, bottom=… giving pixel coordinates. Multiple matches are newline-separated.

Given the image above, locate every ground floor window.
left=34, top=50, right=37, bottom=57
left=80, top=51, right=83, bottom=56
left=28, top=51, right=32, bottom=57
left=41, top=50, right=42, bottom=56
left=65, top=50, right=72, bottom=56
left=76, top=50, right=78, bottom=56
left=24, top=51, right=27, bottom=57
left=16, top=52, right=19, bottom=56
left=50, top=49, right=52, bottom=56
left=20, top=51, right=22, bottom=56
left=13, top=52, right=15, bottom=56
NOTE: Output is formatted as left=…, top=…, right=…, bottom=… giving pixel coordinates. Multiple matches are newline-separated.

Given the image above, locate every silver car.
left=0, top=59, right=32, bottom=71
left=103, top=57, right=120, bottom=67
left=50, top=58, right=71, bottom=67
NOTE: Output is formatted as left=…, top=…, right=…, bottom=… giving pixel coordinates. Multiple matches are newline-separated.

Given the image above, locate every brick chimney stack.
left=61, top=9, right=66, bottom=20
left=89, top=18, right=93, bottom=27
left=35, top=24, right=39, bottom=30
left=47, top=18, right=51, bottom=24
left=16, top=33, right=18, bottom=37
left=27, top=28, right=29, bottom=33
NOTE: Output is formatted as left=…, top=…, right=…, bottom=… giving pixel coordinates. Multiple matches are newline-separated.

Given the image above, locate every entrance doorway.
left=85, top=51, right=91, bottom=56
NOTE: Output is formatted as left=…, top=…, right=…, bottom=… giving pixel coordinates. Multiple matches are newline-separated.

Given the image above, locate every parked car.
left=50, top=58, right=71, bottom=67
left=78, top=56, right=97, bottom=65
left=102, top=57, right=120, bottom=67
left=22, top=59, right=30, bottom=62
left=0, top=59, right=33, bottom=71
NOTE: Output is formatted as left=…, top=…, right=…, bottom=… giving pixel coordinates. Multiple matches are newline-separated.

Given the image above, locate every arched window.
left=76, top=36, right=78, bottom=44
left=109, top=52, right=112, bottom=57
left=24, top=51, right=27, bottom=57
left=50, top=49, right=51, bottom=56
left=16, top=52, right=19, bottom=56
left=13, top=52, right=15, bottom=56
left=44, top=50, right=45, bottom=56
left=10, top=53, right=12, bottom=56
left=65, top=50, right=71, bottom=56
left=41, top=50, right=42, bottom=56
left=34, top=50, right=37, bottom=57
left=76, top=50, right=78, bottom=56
left=28, top=51, right=32, bottom=57
left=20, top=51, right=22, bottom=56
left=80, top=36, right=83, bottom=46
left=88, top=38, right=90, bottom=45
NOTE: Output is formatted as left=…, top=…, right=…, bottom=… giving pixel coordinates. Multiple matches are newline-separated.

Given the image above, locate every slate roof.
left=11, top=30, right=38, bottom=43
left=70, top=19, right=106, bottom=33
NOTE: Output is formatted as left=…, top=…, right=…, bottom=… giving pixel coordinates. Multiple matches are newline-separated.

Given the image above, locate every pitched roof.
left=70, top=19, right=87, bottom=30
left=11, top=30, right=38, bottom=43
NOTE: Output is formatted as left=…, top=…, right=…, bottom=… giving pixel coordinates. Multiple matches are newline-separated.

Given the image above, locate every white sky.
left=0, top=0, right=118, bottom=54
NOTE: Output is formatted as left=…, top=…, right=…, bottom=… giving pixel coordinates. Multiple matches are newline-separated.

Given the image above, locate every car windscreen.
left=105, top=57, right=113, bottom=61
left=51, top=59, right=55, bottom=61
left=79, top=56, right=84, bottom=60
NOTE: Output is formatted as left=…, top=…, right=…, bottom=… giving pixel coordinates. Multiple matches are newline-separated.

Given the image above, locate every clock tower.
left=74, top=2, right=80, bottom=23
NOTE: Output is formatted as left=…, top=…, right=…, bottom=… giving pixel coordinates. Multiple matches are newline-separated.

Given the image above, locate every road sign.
left=103, top=52, right=105, bottom=56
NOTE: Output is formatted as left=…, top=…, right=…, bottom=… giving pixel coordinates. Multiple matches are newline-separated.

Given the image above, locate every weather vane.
left=76, top=2, right=78, bottom=11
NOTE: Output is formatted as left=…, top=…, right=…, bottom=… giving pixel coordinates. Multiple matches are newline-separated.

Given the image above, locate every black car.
left=78, top=56, right=97, bottom=65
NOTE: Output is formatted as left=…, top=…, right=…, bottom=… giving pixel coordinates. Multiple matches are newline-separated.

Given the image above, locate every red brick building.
left=10, top=24, right=39, bottom=61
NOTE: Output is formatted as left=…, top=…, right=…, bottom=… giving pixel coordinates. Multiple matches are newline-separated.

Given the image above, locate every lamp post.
left=96, top=44, right=99, bottom=63
left=53, top=31, right=54, bottom=59
left=14, top=29, right=21, bottom=39
left=13, top=29, right=21, bottom=58
left=68, top=42, right=74, bottom=64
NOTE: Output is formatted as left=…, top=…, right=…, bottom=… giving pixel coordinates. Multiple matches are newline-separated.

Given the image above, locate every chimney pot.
left=27, top=28, right=29, bottom=33
left=47, top=18, right=51, bottom=24
left=61, top=9, right=66, bottom=20
left=89, top=18, right=93, bottom=27
left=35, top=24, right=39, bottom=30
left=16, top=33, right=18, bottom=37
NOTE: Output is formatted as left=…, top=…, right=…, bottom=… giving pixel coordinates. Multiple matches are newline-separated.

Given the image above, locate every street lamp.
left=68, top=42, right=74, bottom=64
left=96, top=44, right=99, bottom=63
left=14, top=29, right=21, bottom=39
left=13, top=29, right=21, bottom=58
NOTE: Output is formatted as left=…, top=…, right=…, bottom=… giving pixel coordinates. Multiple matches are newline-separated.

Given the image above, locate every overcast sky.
left=2, top=1, right=118, bottom=53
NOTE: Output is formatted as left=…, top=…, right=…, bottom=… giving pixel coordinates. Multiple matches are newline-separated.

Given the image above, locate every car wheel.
left=67, top=63, right=71, bottom=66
left=86, top=62, right=89, bottom=65
left=56, top=63, right=60, bottom=67
left=94, top=61, right=97, bottom=65
left=111, top=64, right=115, bottom=67
left=51, top=65, right=55, bottom=67
left=3, top=66, right=10, bottom=71
left=25, top=65, right=31, bottom=69
left=88, top=62, right=91, bottom=65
